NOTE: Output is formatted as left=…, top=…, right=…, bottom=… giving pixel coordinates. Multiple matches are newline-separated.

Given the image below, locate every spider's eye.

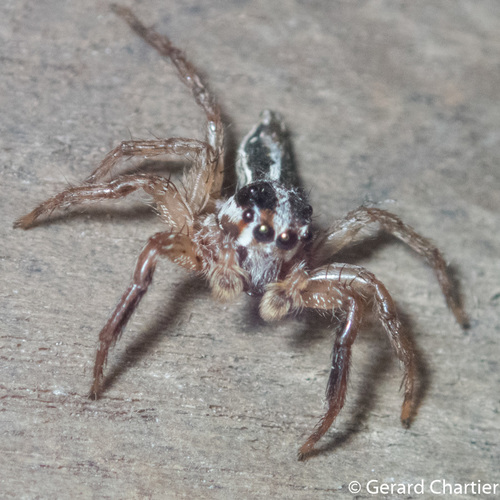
left=303, top=228, right=313, bottom=242
left=242, top=208, right=254, bottom=223
left=253, top=223, right=275, bottom=243
left=276, top=230, right=298, bottom=250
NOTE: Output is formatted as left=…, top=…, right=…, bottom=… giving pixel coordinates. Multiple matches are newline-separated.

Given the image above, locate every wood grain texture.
left=2, top=1, right=499, bottom=498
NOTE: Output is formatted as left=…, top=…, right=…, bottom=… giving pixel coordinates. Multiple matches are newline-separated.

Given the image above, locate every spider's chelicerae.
left=16, top=5, right=467, bottom=459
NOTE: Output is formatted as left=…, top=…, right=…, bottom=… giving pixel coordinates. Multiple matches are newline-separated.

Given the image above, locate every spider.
left=15, top=5, right=467, bottom=460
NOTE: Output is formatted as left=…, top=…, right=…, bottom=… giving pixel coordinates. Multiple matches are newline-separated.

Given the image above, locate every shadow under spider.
left=97, top=275, right=207, bottom=395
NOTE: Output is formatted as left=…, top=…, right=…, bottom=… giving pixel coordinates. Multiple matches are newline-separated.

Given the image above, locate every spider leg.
left=90, top=230, right=201, bottom=398
left=112, top=5, right=221, bottom=138
left=298, top=295, right=362, bottom=460
left=14, top=174, right=192, bottom=231
left=260, top=263, right=416, bottom=460
left=84, top=138, right=209, bottom=184
left=111, top=5, right=225, bottom=198
left=82, top=137, right=220, bottom=216
left=317, top=206, right=468, bottom=327
left=17, top=7, right=226, bottom=230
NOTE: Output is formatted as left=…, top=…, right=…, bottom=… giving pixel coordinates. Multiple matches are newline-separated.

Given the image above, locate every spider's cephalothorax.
left=218, top=108, right=313, bottom=294
left=15, top=6, right=467, bottom=460
left=217, top=179, right=313, bottom=294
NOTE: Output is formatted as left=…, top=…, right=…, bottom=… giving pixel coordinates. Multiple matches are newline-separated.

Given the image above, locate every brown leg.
left=318, top=206, right=468, bottom=327
left=14, top=173, right=195, bottom=230
left=308, top=264, right=417, bottom=426
left=90, top=230, right=201, bottom=398
left=111, top=5, right=225, bottom=196
left=111, top=5, right=222, bottom=141
left=298, top=295, right=362, bottom=460
left=84, top=138, right=209, bottom=184
left=261, top=263, right=417, bottom=459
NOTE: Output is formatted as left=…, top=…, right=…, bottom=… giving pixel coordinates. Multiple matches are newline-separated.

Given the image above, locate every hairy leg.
left=317, top=206, right=468, bottom=327
left=261, top=263, right=417, bottom=459
left=82, top=137, right=218, bottom=219
left=307, top=265, right=417, bottom=426
left=112, top=5, right=220, bottom=131
left=16, top=6, right=227, bottom=230
left=298, top=294, right=362, bottom=460
left=90, top=230, right=201, bottom=398
left=111, top=5, right=225, bottom=197
left=84, top=138, right=209, bottom=184
left=14, top=174, right=193, bottom=230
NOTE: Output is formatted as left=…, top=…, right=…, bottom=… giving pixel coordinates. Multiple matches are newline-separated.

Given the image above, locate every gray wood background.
left=2, top=1, right=499, bottom=498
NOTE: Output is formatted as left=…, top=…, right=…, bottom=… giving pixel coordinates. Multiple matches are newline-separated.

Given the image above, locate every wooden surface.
left=2, top=1, right=499, bottom=498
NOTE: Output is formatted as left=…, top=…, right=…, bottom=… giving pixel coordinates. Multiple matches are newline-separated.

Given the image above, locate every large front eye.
left=276, top=230, right=298, bottom=250
left=253, top=223, right=275, bottom=243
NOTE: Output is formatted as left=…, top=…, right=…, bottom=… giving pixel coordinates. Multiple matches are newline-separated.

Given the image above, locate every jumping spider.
left=15, top=5, right=467, bottom=459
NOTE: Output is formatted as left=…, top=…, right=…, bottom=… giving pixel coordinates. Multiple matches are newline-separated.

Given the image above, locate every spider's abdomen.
left=236, top=110, right=300, bottom=189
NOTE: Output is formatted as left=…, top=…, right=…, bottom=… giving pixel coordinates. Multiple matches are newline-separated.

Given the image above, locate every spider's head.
left=219, top=180, right=313, bottom=261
